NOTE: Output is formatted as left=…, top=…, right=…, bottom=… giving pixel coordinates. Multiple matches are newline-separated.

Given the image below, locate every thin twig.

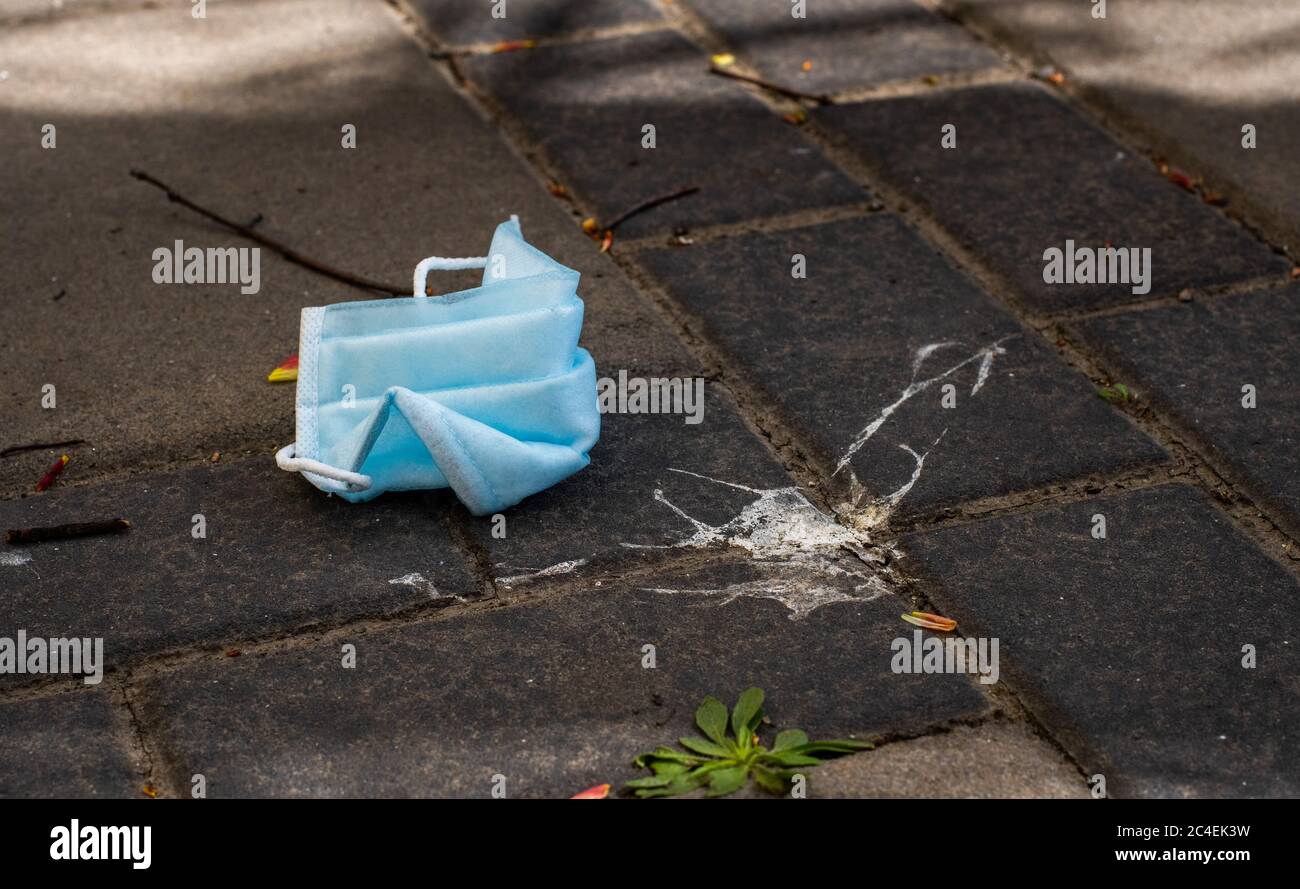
left=606, top=186, right=701, bottom=231
left=6, top=518, right=131, bottom=545
left=708, top=65, right=832, bottom=105
left=129, top=169, right=408, bottom=296
left=0, top=439, right=85, bottom=458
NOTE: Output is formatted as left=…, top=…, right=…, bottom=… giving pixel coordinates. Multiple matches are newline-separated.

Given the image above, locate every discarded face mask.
left=276, top=217, right=599, bottom=515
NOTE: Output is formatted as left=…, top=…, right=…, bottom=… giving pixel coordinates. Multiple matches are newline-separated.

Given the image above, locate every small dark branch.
left=0, top=439, right=85, bottom=458
left=6, top=517, right=131, bottom=545
left=129, top=169, right=408, bottom=296
left=708, top=65, right=832, bottom=105
left=606, top=186, right=701, bottom=231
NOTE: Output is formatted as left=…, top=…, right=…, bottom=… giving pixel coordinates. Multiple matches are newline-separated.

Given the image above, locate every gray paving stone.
left=0, top=690, right=141, bottom=798
left=138, top=574, right=990, bottom=797
left=684, top=0, right=1003, bottom=94
left=1072, top=285, right=1300, bottom=539
left=902, top=483, right=1300, bottom=798
left=409, top=0, right=661, bottom=45
left=635, top=215, right=1167, bottom=521
left=817, top=82, right=1289, bottom=314
left=0, top=458, right=477, bottom=680
left=789, top=721, right=1086, bottom=798
left=462, top=29, right=869, bottom=237
left=0, top=0, right=689, bottom=497
left=955, top=0, right=1300, bottom=255
left=466, top=383, right=798, bottom=583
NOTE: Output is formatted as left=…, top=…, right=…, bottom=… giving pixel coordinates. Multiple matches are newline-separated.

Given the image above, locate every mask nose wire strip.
left=275, top=443, right=372, bottom=491
left=413, top=255, right=488, bottom=298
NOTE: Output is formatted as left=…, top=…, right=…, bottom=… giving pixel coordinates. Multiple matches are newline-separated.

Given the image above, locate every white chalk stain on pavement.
left=625, top=469, right=895, bottom=620
left=388, top=572, right=462, bottom=601
left=626, top=338, right=1014, bottom=619
left=0, top=551, right=32, bottom=567
left=496, top=558, right=588, bottom=588
left=835, top=337, right=1013, bottom=527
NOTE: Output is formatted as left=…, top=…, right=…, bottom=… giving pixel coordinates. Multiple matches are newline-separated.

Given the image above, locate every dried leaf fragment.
left=1164, top=167, right=1195, bottom=191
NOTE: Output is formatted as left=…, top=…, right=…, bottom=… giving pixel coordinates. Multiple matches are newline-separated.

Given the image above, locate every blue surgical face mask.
left=276, top=217, right=599, bottom=515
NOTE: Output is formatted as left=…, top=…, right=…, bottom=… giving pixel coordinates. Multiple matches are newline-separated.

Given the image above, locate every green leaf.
left=649, top=760, right=690, bottom=777
left=624, top=774, right=675, bottom=790
left=760, top=750, right=824, bottom=767
left=784, top=740, right=873, bottom=756
left=1097, top=383, right=1135, bottom=403
left=772, top=729, right=808, bottom=751
left=687, top=760, right=741, bottom=779
left=634, top=775, right=702, bottom=798
left=678, top=736, right=733, bottom=759
left=705, top=765, right=749, bottom=797
left=633, top=746, right=704, bottom=768
left=750, top=765, right=789, bottom=795
left=731, top=687, right=765, bottom=740
left=695, top=695, right=729, bottom=744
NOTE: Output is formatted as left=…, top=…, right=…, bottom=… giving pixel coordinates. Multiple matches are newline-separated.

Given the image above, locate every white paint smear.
left=1, top=551, right=32, bottom=567
left=625, top=470, right=895, bottom=620
left=388, top=572, right=461, bottom=601
left=835, top=337, right=1012, bottom=477
left=834, top=337, right=1014, bottom=525
left=497, top=558, right=588, bottom=588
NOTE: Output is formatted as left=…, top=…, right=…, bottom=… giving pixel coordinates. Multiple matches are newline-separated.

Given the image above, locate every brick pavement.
left=2, top=0, right=1296, bottom=798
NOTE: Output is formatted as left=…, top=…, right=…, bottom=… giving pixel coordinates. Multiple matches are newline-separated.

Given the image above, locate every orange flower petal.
left=901, top=611, right=957, bottom=632
left=599, top=230, right=613, bottom=253
left=267, top=354, right=299, bottom=383
left=491, top=39, right=537, bottom=53
left=570, top=783, right=611, bottom=799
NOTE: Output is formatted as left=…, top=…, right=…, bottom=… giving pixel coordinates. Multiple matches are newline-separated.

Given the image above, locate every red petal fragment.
left=34, top=454, right=70, bottom=493
left=570, top=783, right=611, bottom=799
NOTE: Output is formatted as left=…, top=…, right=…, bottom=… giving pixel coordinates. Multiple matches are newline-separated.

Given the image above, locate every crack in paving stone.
left=623, top=469, right=897, bottom=620
left=495, top=558, right=589, bottom=588
left=835, top=336, right=1015, bottom=528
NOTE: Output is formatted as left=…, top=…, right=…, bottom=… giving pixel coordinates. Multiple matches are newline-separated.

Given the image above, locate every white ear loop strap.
left=275, top=443, right=372, bottom=492
left=413, top=255, right=488, bottom=298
